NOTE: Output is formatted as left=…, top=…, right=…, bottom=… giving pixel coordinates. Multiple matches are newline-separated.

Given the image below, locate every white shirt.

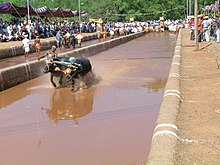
left=75, top=34, right=83, bottom=40
left=22, top=38, right=30, bottom=48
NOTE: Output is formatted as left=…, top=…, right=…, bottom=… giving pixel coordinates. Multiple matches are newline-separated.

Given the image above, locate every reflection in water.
left=42, top=88, right=95, bottom=126
left=143, top=78, right=167, bottom=92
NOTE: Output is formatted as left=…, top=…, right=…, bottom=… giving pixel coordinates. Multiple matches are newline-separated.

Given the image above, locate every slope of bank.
left=175, top=29, right=220, bottom=164
left=148, top=28, right=220, bottom=164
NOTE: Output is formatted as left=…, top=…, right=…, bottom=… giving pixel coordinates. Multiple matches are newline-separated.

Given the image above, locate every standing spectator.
left=56, top=30, right=61, bottom=48
left=198, top=17, right=203, bottom=42
left=35, top=36, right=41, bottom=59
left=110, top=28, right=115, bottom=39
left=22, top=34, right=30, bottom=58
left=7, top=24, right=12, bottom=39
left=75, top=32, right=83, bottom=48
left=38, top=23, right=44, bottom=37
left=96, top=24, right=102, bottom=40
left=216, top=16, right=220, bottom=43
left=202, top=16, right=211, bottom=42
left=88, top=23, right=93, bottom=33
left=70, top=33, right=76, bottom=48
left=102, top=23, right=107, bottom=39
left=189, top=17, right=195, bottom=40
left=65, top=31, right=71, bottom=48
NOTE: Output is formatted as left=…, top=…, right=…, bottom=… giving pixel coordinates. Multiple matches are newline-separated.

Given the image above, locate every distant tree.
left=0, top=0, right=219, bottom=21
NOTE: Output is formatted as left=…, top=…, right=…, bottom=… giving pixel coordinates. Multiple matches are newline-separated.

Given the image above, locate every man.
left=70, top=33, right=76, bottom=48
left=198, top=16, right=203, bottom=42
left=22, top=34, right=30, bottom=58
left=34, top=36, right=41, bottom=59
left=189, top=17, right=195, bottom=40
left=96, top=24, right=102, bottom=40
left=216, top=16, right=220, bottom=43
left=38, top=45, right=58, bottom=60
left=56, top=31, right=61, bottom=48
left=46, top=45, right=58, bottom=59
left=65, top=31, right=71, bottom=48
left=75, top=32, right=83, bottom=48
left=202, top=16, right=211, bottom=42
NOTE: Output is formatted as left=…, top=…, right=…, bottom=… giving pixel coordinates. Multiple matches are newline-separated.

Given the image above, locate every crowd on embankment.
left=188, top=15, right=220, bottom=43
left=0, top=16, right=187, bottom=44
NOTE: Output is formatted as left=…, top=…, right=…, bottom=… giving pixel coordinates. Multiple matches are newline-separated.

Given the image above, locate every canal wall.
left=0, top=33, right=98, bottom=60
left=147, top=29, right=182, bottom=164
left=0, top=31, right=145, bottom=91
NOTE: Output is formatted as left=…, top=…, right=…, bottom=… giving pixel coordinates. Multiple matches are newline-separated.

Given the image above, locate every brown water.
left=0, top=32, right=177, bottom=165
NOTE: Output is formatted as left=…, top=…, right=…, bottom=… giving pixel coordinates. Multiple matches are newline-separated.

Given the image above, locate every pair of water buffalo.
left=43, top=57, right=93, bottom=91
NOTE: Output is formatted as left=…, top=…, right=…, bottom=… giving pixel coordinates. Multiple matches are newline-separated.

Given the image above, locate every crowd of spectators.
left=0, top=16, right=190, bottom=43
left=0, top=17, right=96, bottom=42
left=0, top=17, right=154, bottom=43
left=187, top=15, right=220, bottom=43
left=0, top=18, right=162, bottom=42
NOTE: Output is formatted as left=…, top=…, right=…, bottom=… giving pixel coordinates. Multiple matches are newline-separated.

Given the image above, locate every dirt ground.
left=175, top=28, right=220, bottom=164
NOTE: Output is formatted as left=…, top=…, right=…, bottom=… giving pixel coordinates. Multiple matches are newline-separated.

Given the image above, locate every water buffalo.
left=43, top=57, right=92, bottom=91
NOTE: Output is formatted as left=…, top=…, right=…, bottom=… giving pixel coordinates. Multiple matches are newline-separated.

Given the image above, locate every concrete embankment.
left=0, top=31, right=145, bottom=91
left=0, top=33, right=98, bottom=60
left=147, top=29, right=182, bottom=164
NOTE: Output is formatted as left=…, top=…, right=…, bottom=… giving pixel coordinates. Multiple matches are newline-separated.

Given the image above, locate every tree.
left=0, top=0, right=218, bottom=21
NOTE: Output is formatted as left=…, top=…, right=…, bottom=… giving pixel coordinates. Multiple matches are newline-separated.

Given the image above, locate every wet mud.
left=0, top=32, right=177, bottom=165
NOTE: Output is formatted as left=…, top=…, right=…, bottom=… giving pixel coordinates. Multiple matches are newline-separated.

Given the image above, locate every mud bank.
left=0, top=31, right=145, bottom=91
left=147, top=29, right=182, bottom=164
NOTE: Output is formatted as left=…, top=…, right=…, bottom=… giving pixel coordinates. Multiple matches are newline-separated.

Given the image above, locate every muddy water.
left=0, top=32, right=177, bottom=165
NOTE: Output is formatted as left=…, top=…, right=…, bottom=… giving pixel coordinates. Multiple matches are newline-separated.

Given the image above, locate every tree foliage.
left=0, top=0, right=218, bottom=21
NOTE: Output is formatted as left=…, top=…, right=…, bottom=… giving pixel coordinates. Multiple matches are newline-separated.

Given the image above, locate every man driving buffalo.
left=38, top=47, right=92, bottom=91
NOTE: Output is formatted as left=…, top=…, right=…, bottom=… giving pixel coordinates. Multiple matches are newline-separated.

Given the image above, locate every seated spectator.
left=1, top=34, right=8, bottom=42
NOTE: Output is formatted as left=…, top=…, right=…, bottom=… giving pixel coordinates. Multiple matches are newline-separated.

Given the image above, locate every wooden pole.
left=189, top=0, right=192, bottom=16
left=195, top=0, right=199, bottom=50
left=187, top=0, right=189, bottom=18
left=27, top=0, right=31, bottom=41
left=78, top=0, right=81, bottom=33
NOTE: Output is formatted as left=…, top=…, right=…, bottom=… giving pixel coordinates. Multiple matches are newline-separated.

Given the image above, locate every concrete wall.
left=0, top=31, right=145, bottom=91
left=0, top=33, right=98, bottom=60
left=147, top=29, right=182, bottom=164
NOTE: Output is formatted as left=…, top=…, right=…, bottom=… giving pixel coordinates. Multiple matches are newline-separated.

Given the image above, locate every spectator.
left=34, top=36, right=41, bottom=59
left=198, top=17, right=203, bottom=42
left=202, top=16, right=211, bottom=42
left=189, top=17, right=195, bottom=40
left=56, top=30, right=61, bottom=48
left=75, top=32, right=83, bottom=47
left=216, top=16, right=220, bottom=43
left=22, top=34, right=30, bottom=58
